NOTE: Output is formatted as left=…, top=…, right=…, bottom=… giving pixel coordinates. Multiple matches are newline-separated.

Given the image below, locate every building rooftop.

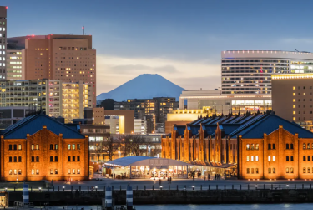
left=166, top=113, right=313, bottom=139
left=2, top=115, right=85, bottom=139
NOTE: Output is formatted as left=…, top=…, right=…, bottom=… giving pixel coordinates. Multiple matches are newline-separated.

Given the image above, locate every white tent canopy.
left=104, top=156, right=191, bottom=167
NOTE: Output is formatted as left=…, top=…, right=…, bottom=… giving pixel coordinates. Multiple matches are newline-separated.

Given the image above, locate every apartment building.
left=7, top=34, right=96, bottom=104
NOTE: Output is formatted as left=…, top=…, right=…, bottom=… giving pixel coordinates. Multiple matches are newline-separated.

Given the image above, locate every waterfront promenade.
left=3, top=177, right=313, bottom=192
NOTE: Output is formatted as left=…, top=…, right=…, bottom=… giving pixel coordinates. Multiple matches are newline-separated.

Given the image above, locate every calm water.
left=33, top=204, right=313, bottom=210
left=135, top=204, right=313, bottom=210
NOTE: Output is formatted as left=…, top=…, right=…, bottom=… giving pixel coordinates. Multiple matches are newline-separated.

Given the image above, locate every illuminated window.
left=268, top=156, right=271, bottom=161
left=68, top=144, right=71, bottom=150
left=255, top=156, right=259, bottom=161
left=77, top=169, right=80, bottom=174
left=293, top=117, right=295, bottom=121
left=286, top=168, right=289, bottom=173
left=68, top=169, right=71, bottom=174
left=251, top=156, right=254, bottom=161
left=293, top=86, right=295, bottom=90
left=72, top=169, right=75, bottom=174
left=293, top=93, right=295, bottom=95
left=72, top=144, right=75, bottom=150
left=246, top=156, right=249, bottom=161
left=55, top=169, right=58, bottom=174
left=32, top=169, right=34, bottom=175
left=273, top=156, right=275, bottom=161
left=290, top=167, right=294, bottom=173
left=293, top=105, right=295, bottom=108
left=293, top=111, right=295, bottom=115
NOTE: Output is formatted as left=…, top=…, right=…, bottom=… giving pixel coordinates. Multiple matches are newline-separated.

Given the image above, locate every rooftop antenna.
left=82, top=26, right=84, bottom=35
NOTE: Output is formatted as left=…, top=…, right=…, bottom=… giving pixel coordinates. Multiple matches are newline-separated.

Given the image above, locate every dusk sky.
left=3, top=0, right=313, bottom=94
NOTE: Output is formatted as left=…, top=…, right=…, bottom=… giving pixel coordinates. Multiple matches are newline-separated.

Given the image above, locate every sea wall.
left=7, top=189, right=313, bottom=205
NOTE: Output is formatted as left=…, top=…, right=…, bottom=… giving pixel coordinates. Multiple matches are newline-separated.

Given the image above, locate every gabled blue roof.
left=3, top=115, right=85, bottom=139
left=236, top=115, right=313, bottom=139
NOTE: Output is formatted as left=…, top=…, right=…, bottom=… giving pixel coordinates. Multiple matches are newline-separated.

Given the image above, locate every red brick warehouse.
left=0, top=114, right=89, bottom=181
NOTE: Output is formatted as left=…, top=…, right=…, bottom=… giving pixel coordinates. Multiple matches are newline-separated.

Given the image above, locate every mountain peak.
left=97, top=74, right=184, bottom=101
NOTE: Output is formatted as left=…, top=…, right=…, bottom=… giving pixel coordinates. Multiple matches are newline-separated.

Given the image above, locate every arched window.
left=290, top=144, right=294, bottom=149
left=290, top=167, right=294, bottom=173
left=286, top=168, right=289, bottom=173
left=308, top=167, right=311, bottom=173
left=251, top=144, right=255, bottom=150
left=255, top=144, right=259, bottom=150
left=303, top=143, right=306, bottom=149
left=308, top=143, right=311, bottom=149
left=303, top=167, right=306, bottom=173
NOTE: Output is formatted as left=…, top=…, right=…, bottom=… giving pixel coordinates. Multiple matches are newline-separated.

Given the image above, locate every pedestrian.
left=214, top=174, right=216, bottom=180
left=159, top=179, right=161, bottom=186
left=193, top=174, right=195, bottom=181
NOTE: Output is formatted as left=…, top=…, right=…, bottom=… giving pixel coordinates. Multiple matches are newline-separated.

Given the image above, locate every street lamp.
left=38, top=187, right=42, bottom=192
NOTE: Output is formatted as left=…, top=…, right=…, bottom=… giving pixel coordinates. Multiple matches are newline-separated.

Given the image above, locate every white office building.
left=221, top=50, right=313, bottom=95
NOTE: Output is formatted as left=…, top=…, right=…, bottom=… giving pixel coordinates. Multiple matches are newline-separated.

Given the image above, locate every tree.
left=123, top=135, right=145, bottom=156
left=103, top=136, right=122, bottom=161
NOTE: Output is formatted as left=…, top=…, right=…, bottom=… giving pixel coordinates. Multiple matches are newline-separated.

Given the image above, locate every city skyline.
left=3, top=0, right=313, bottom=94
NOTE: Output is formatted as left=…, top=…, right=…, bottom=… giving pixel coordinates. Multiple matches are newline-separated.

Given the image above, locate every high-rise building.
left=271, top=74, right=313, bottom=131
left=7, top=34, right=96, bottom=105
left=0, top=6, right=7, bottom=80
left=6, top=49, right=24, bottom=79
left=0, top=79, right=92, bottom=124
left=221, top=50, right=313, bottom=95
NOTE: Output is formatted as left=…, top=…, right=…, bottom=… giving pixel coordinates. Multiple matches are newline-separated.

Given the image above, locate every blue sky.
left=3, top=0, right=313, bottom=94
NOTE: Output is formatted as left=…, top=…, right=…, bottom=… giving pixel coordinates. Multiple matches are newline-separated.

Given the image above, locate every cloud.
left=112, top=64, right=151, bottom=71
left=154, top=65, right=178, bottom=73
left=96, top=54, right=221, bottom=94
left=110, top=64, right=178, bottom=74
left=280, top=38, right=313, bottom=44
